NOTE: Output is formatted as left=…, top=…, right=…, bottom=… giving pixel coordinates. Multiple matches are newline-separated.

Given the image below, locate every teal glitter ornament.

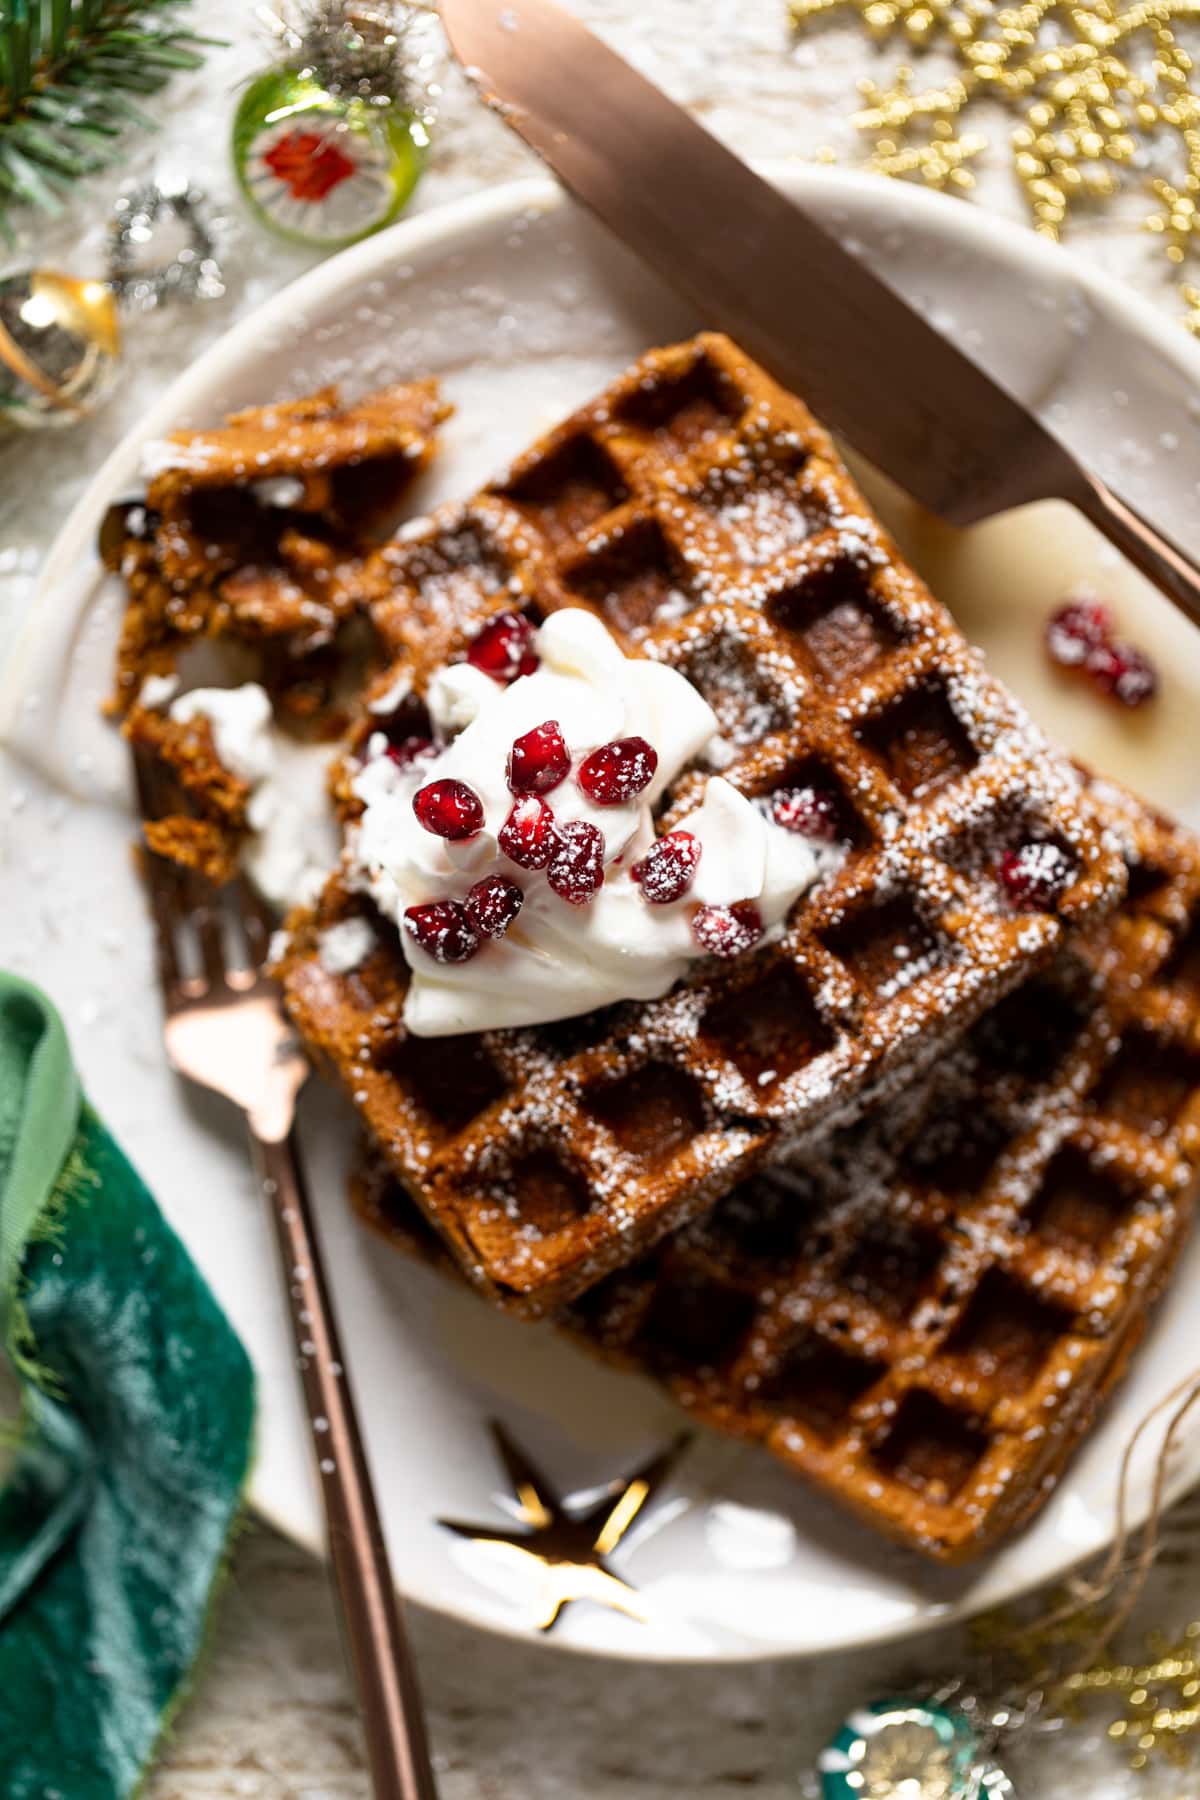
left=818, top=1697, right=1010, bottom=1800
left=232, top=3, right=431, bottom=249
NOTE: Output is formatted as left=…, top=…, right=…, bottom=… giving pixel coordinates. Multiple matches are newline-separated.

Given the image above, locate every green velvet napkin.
left=0, top=975, right=255, bottom=1797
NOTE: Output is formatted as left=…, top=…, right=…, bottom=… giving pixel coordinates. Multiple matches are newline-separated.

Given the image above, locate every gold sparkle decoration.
left=964, top=1374, right=1200, bottom=1776
left=788, top=0, right=1200, bottom=328
left=967, top=1609, right=1200, bottom=1773
left=438, top=1422, right=689, bottom=1632
left=1061, top=1623, right=1200, bottom=1769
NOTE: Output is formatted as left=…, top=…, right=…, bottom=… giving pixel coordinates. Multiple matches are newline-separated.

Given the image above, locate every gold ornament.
left=438, top=1422, right=687, bottom=1632
left=0, top=270, right=121, bottom=429
left=789, top=0, right=1200, bottom=330
left=0, top=181, right=224, bottom=431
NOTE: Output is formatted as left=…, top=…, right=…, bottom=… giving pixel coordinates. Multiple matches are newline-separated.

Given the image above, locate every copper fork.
left=133, top=748, right=438, bottom=1800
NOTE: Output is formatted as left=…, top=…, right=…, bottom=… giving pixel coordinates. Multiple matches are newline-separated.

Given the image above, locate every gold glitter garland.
left=968, top=1613, right=1200, bottom=1771
left=965, top=1374, right=1200, bottom=1776
left=789, top=0, right=1200, bottom=328
left=1064, top=1624, right=1200, bottom=1769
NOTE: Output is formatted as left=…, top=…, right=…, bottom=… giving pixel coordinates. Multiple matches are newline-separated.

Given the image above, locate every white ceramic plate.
left=5, top=167, right=1200, bottom=1664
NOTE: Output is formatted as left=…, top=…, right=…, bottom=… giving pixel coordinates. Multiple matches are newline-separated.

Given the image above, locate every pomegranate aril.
left=770, top=784, right=841, bottom=841
left=1087, top=639, right=1158, bottom=708
left=466, top=611, right=539, bottom=684
left=464, top=874, right=524, bottom=939
left=691, top=901, right=763, bottom=958
left=632, top=830, right=701, bottom=905
left=507, top=719, right=570, bottom=794
left=384, top=735, right=434, bottom=771
left=402, top=900, right=480, bottom=964
left=997, top=843, right=1072, bottom=911
left=547, top=820, right=606, bottom=905
left=1045, top=598, right=1113, bottom=667
left=577, top=735, right=658, bottom=805
left=412, top=778, right=485, bottom=841
left=498, top=794, right=559, bottom=870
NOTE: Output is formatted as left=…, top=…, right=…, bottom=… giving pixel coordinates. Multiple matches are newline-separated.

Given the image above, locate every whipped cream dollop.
left=167, top=683, right=335, bottom=911
left=347, top=611, right=840, bottom=1036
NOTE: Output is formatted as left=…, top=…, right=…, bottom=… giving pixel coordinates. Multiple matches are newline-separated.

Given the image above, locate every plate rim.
left=12, top=162, right=1200, bottom=1664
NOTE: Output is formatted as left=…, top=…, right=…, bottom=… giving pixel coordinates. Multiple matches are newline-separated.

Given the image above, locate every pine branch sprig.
left=0, top=0, right=220, bottom=244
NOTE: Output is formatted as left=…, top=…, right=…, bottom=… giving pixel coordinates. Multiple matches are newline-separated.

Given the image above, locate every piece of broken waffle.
left=123, top=703, right=253, bottom=886
left=276, top=334, right=1126, bottom=1317
left=357, top=776, right=1200, bottom=1561
left=104, top=380, right=448, bottom=723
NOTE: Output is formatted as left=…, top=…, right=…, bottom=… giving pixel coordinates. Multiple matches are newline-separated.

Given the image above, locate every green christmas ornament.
left=232, top=2, right=431, bottom=249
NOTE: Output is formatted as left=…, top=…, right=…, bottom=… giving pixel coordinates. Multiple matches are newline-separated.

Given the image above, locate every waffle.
left=357, top=778, right=1200, bottom=1561
left=123, top=702, right=255, bottom=885
left=104, top=379, right=447, bottom=724
left=276, top=334, right=1126, bottom=1317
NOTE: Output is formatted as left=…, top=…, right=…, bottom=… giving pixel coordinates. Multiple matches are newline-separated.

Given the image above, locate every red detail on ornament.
left=402, top=901, right=480, bottom=964
left=464, top=875, right=524, bottom=940
left=577, top=736, right=658, bottom=805
left=997, top=843, right=1072, bottom=911
left=507, top=719, right=570, bottom=795
left=263, top=129, right=358, bottom=203
left=631, top=831, right=701, bottom=905
left=412, top=778, right=484, bottom=841
left=547, top=820, right=606, bottom=904
left=498, top=794, right=559, bottom=869
left=691, top=901, right=763, bottom=958
left=467, top=612, right=539, bottom=684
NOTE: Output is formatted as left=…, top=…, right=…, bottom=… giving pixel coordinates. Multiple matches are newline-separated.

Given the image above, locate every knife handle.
left=1076, top=472, right=1200, bottom=636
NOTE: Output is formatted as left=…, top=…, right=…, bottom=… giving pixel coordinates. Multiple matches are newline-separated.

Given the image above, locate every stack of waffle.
left=121, top=335, right=1200, bottom=1561
left=278, top=335, right=1124, bottom=1318
left=356, top=776, right=1200, bottom=1558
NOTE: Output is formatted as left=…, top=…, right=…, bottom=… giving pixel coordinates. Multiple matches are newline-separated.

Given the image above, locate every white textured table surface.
left=3, top=4, right=1200, bottom=1795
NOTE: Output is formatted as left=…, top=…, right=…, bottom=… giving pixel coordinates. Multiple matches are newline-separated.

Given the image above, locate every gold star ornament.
left=439, top=1423, right=689, bottom=1632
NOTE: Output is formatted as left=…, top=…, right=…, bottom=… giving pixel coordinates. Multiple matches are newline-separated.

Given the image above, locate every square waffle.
left=355, top=778, right=1200, bottom=1561
left=104, top=378, right=447, bottom=724
left=276, top=334, right=1126, bottom=1316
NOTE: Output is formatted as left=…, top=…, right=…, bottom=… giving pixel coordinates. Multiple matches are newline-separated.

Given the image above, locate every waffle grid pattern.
left=358, top=779, right=1200, bottom=1561
left=106, top=380, right=446, bottom=718
left=279, top=335, right=1125, bottom=1314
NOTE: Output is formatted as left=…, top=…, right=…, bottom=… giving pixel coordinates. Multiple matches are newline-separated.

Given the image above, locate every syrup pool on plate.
left=857, top=469, right=1200, bottom=831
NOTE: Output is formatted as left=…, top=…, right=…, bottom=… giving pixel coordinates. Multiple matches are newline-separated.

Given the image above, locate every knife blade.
left=440, top=0, right=1200, bottom=631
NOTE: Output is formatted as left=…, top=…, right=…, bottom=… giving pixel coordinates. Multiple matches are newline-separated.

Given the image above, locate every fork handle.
left=249, top=1126, right=439, bottom=1800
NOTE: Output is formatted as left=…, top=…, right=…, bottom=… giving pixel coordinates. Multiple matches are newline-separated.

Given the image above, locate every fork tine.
left=132, top=749, right=188, bottom=999
left=221, top=887, right=270, bottom=991
left=189, top=888, right=231, bottom=991
left=234, top=876, right=278, bottom=970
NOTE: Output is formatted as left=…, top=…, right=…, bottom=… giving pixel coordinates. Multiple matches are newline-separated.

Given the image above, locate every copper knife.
left=440, top=0, right=1200, bottom=632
